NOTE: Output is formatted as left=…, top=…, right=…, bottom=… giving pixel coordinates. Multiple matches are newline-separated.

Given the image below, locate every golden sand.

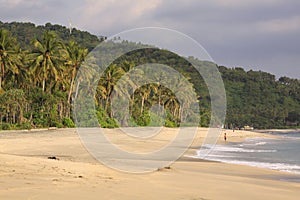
left=0, top=128, right=299, bottom=200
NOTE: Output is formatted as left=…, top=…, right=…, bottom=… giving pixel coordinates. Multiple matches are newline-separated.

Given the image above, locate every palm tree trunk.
left=130, top=94, right=135, bottom=115
left=109, top=95, right=113, bottom=118
left=68, top=69, right=76, bottom=104
left=13, top=111, right=15, bottom=124
left=75, top=80, right=80, bottom=99
left=68, top=78, right=74, bottom=104
left=0, top=63, right=4, bottom=90
left=42, top=79, right=46, bottom=92
left=105, top=97, right=109, bottom=112
left=6, top=105, right=9, bottom=123
left=59, top=101, right=63, bottom=119
left=158, top=95, right=161, bottom=115
left=141, top=97, right=145, bottom=114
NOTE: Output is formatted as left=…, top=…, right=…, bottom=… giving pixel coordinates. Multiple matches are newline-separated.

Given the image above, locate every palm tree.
left=98, top=64, right=125, bottom=117
left=138, top=84, right=155, bottom=114
left=30, top=31, right=65, bottom=92
left=73, top=58, right=96, bottom=99
left=0, top=29, right=22, bottom=91
left=172, top=77, right=198, bottom=122
left=7, top=48, right=30, bottom=89
left=164, top=90, right=180, bottom=119
left=121, top=60, right=135, bottom=72
left=65, top=41, right=88, bottom=104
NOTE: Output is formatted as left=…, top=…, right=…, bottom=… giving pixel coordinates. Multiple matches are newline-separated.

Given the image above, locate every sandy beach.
left=0, top=128, right=300, bottom=200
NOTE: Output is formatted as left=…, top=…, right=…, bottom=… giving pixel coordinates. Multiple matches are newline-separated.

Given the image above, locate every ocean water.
left=195, top=131, right=300, bottom=175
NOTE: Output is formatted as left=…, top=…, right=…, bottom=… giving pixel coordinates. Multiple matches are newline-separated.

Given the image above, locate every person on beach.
left=224, top=132, right=227, bottom=142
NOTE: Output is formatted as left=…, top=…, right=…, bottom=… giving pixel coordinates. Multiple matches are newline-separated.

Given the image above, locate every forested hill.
left=0, top=21, right=299, bottom=130
left=0, top=21, right=100, bottom=50
left=219, top=67, right=300, bottom=129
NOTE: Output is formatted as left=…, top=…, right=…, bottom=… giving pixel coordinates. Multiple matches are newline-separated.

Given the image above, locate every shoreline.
left=255, top=129, right=300, bottom=134
left=193, top=129, right=300, bottom=177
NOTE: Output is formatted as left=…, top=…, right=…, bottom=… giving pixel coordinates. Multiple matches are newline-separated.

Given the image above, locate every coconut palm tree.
left=65, top=40, right=88, bottom=104
left=29, top=31, right=66, bottom=92
left=136, top=84, right=151, bottom=114
left=6, top=48, right=30, bottom=90
left=164, top=90, right=180, bottom=119
left=0, top=29, right=22, bottom=91
left=172, top=77, right=198, bottom=122
left=98, top=64, right=125, bottom=116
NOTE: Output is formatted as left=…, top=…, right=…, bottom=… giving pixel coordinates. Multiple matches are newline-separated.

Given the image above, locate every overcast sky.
left=1, top=0, right=299, bottom=79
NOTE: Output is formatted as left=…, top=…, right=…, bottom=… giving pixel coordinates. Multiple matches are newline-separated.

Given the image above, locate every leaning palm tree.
left=98, top=64, right=125, bottom=116
left=29, top=31, right=66, bottom=92
left=138, top=84, right=154, bottom=114
left=0, top=29, right=22, bottom=91
left=65, top=40, right=88, bottom=104
left=172, top=76, right=198, bottom=122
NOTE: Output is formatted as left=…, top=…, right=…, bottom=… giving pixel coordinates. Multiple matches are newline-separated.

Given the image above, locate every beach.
left=0, top=128, right=300, bottom=200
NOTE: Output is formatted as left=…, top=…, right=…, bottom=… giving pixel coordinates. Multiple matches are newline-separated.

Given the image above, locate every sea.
left=194, top=131, right=300, bottom=176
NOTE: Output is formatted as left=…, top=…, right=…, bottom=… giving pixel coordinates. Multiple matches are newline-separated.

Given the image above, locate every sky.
left=0, top=0, right=299, bottom=79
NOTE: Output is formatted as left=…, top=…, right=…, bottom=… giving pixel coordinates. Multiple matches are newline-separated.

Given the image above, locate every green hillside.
left=0, top=21, right=299, bottom=130
left=0, top=21, right=100, bottom=51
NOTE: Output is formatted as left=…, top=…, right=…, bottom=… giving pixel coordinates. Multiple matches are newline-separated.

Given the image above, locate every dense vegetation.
left=0, top=21, right=299, bottom=130
left=0, top=21, right=100, bottom=51
left=220, top=67, right=300, bottom=129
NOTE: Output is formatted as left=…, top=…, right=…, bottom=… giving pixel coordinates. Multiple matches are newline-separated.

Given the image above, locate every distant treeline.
left=219, top=67, right=299, bottom=129
left=0, top=21, right=299, bottom=130
left=0, top=21, right=99, bottom=51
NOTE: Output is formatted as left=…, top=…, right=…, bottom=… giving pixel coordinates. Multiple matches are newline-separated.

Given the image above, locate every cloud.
left=145, top=0, right=300, bottom=78
left=0, top=0, right=70, bottom=25
left=73, top=0, right=161, bottom=34
left=210, top=0, right=285, bottom=8
left=0, top=0, right=299, bottom=78
left=256, top=15, right=300, bottom=33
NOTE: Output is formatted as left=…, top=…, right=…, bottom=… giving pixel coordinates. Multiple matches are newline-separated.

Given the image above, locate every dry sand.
left=0, top=128, right=299, bottom=200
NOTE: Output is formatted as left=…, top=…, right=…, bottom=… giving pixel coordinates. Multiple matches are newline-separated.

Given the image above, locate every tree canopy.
left=0, top=21, right=299, bottom=130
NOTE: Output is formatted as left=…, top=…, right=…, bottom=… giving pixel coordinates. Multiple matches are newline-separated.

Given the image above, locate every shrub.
left=164, top=119, right=177, bottom=128
left=0, top=123, right=12, bottom=130
left=148, top=111, right=165, bottom=127
left=18, top=121, right=32, bottom=130
left=33, top=118, right=48, bottom=128
left=96, top=108, right=119, bottom=128
left=62, top=118, right=76, bottom=128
